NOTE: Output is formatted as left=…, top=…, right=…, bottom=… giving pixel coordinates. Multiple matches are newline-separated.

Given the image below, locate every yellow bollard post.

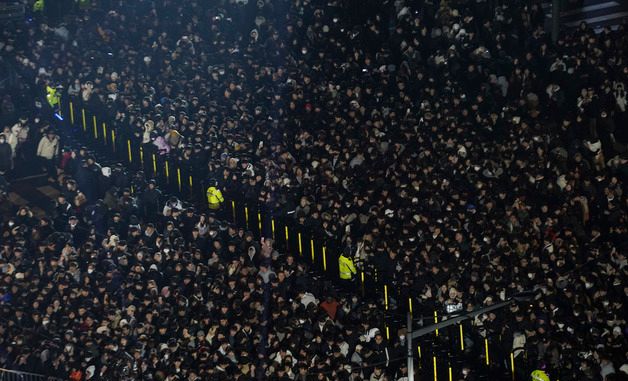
left=152, top=154, right=157, bottom=176
left=271, top=218, right=275, bottom=239
left=102, top=123, right=107, bottom=144
left=140, top=146, right=144, bottom=166
left=385, top=324, right=390, bottom=340
left=384, top=285, right=389, bottom=310
left=322, top=246, right=327, bottom=271
left=245, top=206, right=249, bottom=228
left=460, top=324, right=465, bottom=351
left=285, top=226, right=289, bottom=249
left=310, top=239, right=314, bottom=262
left=485, top=338, right=489, bottom=365
left=433, top=356, right=438, bottom=381
left=409, top=297, right=413, bottom=316
left=435, top=311, right=439, bottom=336
left=111, top=130, right=116, bottom=152
left=448, top=365, right=453, bottom=381
left=81, top=109, right=86, bottom=131
left=165, top=160, right=170, bottom=183
left=130, top=185, right=134, bottom=194
left=510, top=352, right=515, bottom=381
left=189, top=175, right=193, bottom=188
left=257, top=212, right=262, bottom=233
left=93, top=115, right=97, bottom=139
left=360, top=271, right=365, bottom=297
left=69, top=102, right=74, bottom=125
left=231, top=201, right=236, bottom=222
left=298, top=232, right=303, bottom=256
left=177, top=168, right=182, bottom=192
left=127, top=140, right=132, bottom=163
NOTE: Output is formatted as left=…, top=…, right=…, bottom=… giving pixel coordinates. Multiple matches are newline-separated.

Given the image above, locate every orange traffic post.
left=310, top=239, right=315, bottom=262
left=111, top=130, right=116, bottom=152
left=231, top=201, right=236, bottom=223
left=152, top=154, right=157, bottom=176
left=245, top=206, right=249, bottom=228
left=271, top=217, right=276, bottom=239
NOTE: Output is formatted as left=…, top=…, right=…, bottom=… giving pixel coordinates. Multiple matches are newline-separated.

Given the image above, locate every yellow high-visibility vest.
left=46, top=86, right=59, bottom=107
left=531, top=370, right=550, bottom=381
left=33, top=0, right=44, bottom=12
left=206, top=186, right=224, bottom=209
left=338, top=254, right=356, bottom=280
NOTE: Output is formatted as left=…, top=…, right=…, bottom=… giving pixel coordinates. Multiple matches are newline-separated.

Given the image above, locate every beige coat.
left=37, top=135, right=59, bottom=160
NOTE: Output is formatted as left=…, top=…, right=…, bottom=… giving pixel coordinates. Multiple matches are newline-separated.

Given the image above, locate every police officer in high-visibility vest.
left=206, top=179, right=224, bottom=210
left=33, top=0, right=45, bottom=12
left=46, top=85, right=60, bottom=111
left=338, top=248, right=357, bottom=288
left=530, top=370, right=550, bottom=381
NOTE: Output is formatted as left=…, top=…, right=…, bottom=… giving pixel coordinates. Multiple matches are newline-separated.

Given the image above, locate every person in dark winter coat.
left=0, top=134, right=12, bottom=175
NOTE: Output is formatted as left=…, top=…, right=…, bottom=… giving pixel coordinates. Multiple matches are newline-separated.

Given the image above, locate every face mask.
left=88, top=268, right=94, bottom=274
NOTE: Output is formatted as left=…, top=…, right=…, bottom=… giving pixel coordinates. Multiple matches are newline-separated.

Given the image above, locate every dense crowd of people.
left=1, top=0, right=627, bottom=380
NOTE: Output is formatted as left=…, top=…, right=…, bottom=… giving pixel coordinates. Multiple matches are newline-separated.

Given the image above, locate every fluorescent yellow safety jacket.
left=206, top=186, right=224, bottom=209
left=33, top=0, right=44, bottom=12
left=531, top=370, right=550, bottom=381
left=46, top=86, right=60, bottom=108
left=338, top=254, right=356, bottom=280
